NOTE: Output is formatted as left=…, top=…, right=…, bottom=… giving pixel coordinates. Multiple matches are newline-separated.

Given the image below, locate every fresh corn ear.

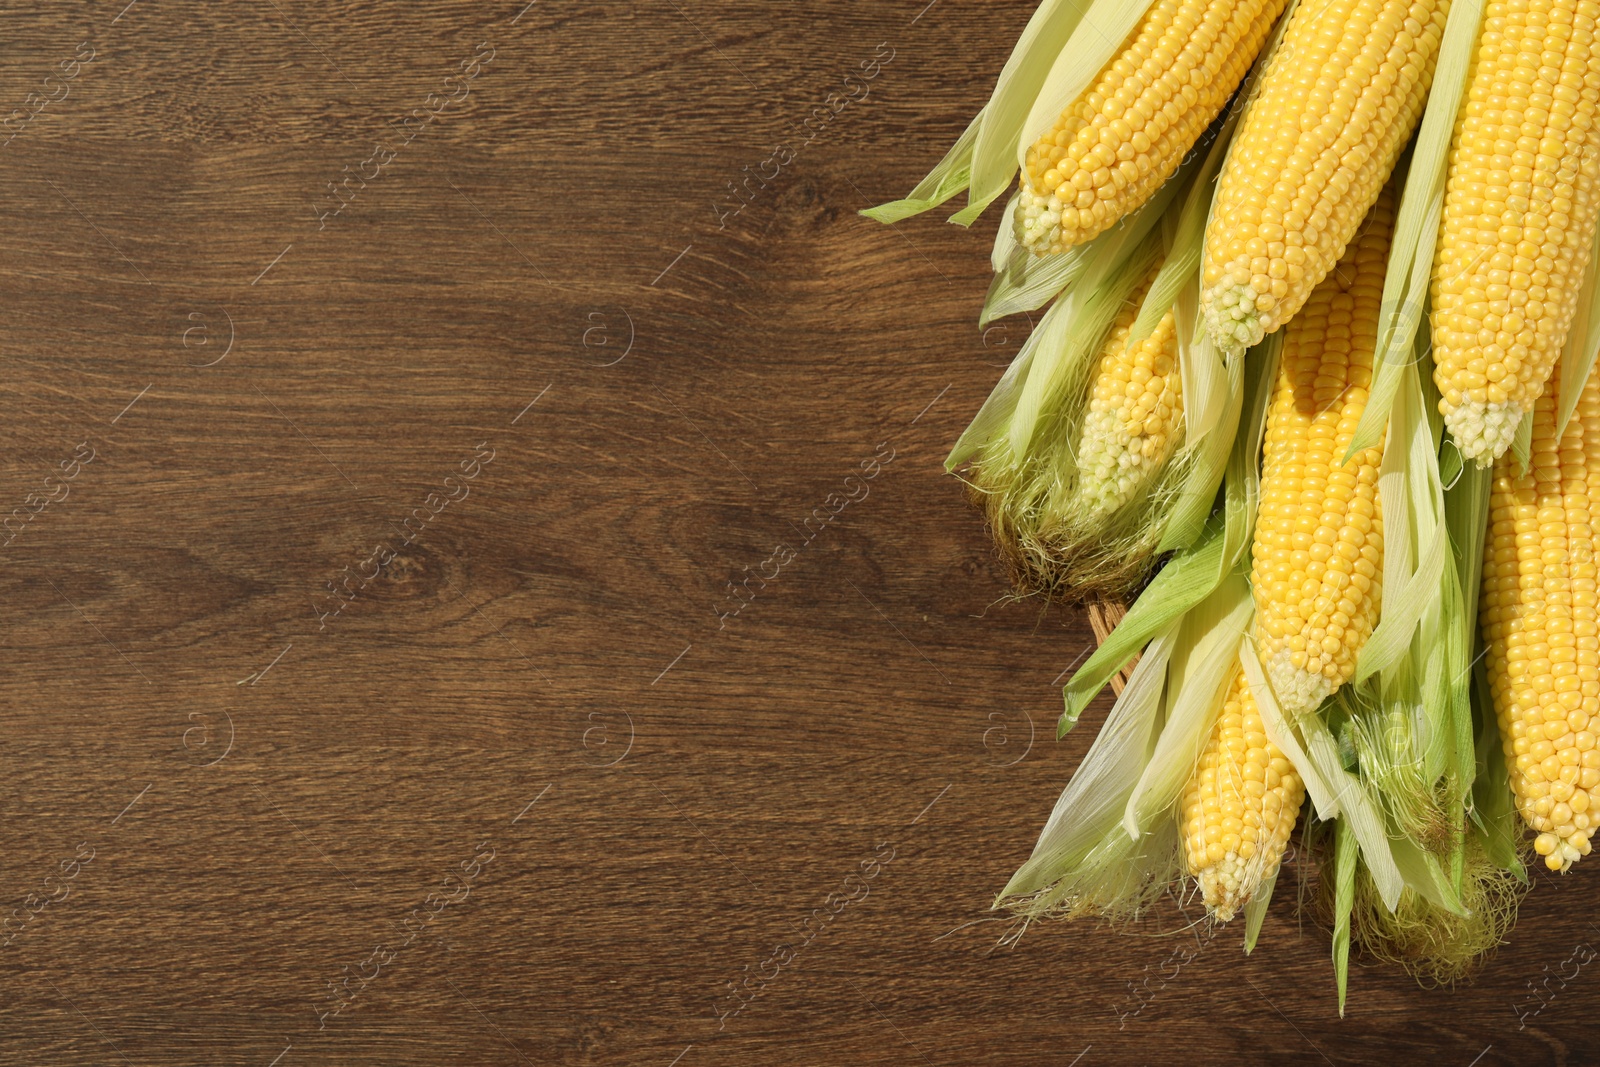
left=998, top=559, right=1261, bottom=925
left=1430, top=0, right=1600, bottom=465
left=1252, top=190, right=1394, bottom=714
left=1482, top=356, right=1600, bottom=871
left=964, top=241, right=1206, bottom=602
left=1180, top=666, right=1306, bottom=920
left=1201, top=0, right=1452, bottom=351
left=1014, top=0, right=1288, bottom=255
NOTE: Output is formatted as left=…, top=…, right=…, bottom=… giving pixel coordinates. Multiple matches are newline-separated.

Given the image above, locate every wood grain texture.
left=0, top=2, right=1588, bottom=1064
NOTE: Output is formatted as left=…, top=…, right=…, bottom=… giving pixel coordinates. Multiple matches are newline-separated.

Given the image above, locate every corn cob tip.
left=1014, top=189, right=1067, bottom=254
left=1443, top=399, right=1524, bottom=467
left=1200, top=278, right=1269, bottom=352
left=1196, top=855, right=1253, bottom=922
left=1534, top=830, right=1592, bottom=873
left=1075, top=403, right=1170, bottom=516
left=1264, top=651, right=1335, bottom=718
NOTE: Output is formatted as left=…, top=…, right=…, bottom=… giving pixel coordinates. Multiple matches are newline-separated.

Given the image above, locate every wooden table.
left=0, top=2, right=1582, bottom=1064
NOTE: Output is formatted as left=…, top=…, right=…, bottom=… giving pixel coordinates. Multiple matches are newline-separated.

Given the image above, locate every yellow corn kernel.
left=1180, top=668, right=1306, bottom=920
left=1073, top=267, right=1184, bottom=516
left=1430, top=0, right=1600, bottom=465
left=1201, top=0, right=1450, bottom=350
left=1251, top=189, right=1392, bottom=713
left=1482, top=357, right=1600, bottom=871
left=1015, top=0, right=1288, bottom=255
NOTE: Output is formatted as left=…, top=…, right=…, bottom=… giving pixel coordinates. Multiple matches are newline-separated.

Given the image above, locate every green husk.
left=1154, top=339, right=1243, bottom=553
left=858, top=109, right=985, bottom=225
left=982, top=229, right=1096, bottom=327
left=1246, top=636, right=1427, bottom=911
left=1341, top=406, right=1450, bottom=849
left=1241, top=643, right=1395, bottom=902
left=1511, top=411, right=1534, bottom=476
left=1000, top=621, right=1184, bottom=919
left=1354, top=334, right=1444, bottom=686
left=1127, top=132, right=1228, bottom=345
left=1452, top=454, right=1523, bottom=883
left=1124, top=571, right=1254, bottom=835
left=1345, top=0, right=1486, bottom=458
left=1445, top=462, right=1492, bottom=648
left=1342, top=688, right=1453, bottom=854
left=1428, top=330, right=1482, bottom=820
left=1059, top=516, right=1226, bottom=734
left=1320, top=803, right=1518, bottom=1011
left=1470, top=656, right=1529, bottom=882
left=1317, top=327, right=1521, bottom=1005
left=1215, top=333, right=1279, bottom=568
left=1454, top=460, right=1520, bottom=880
left=1331, top=818, right=1357, bottom=1015
left=981, top=149, right=1192, bottom=327
left=1242, top=859, right=1279, bottom=955
left=1337, top=306, right=1482, bottom=871
left=1555, top=216, right=1600, bottom=439
left=1346, top=834, right=1525, bottom=987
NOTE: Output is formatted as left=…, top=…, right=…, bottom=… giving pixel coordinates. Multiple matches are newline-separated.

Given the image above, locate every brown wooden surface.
left=0, top=2, right=1588, bottom=1064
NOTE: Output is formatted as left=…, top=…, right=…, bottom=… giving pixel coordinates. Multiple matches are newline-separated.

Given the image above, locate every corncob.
left=1430, top=0, right=1600, bottom=465
left=1481, top=359, right=1600, bottom=872
left=1200, top=0, right=1451, bottom=351
left=1071, top=268, right=1184, bottom=517
left=1180, top=666, right=1306, bottom=919
left=1252, top=190, right=1393, bottom=714
left=1014, top=0, right=1288, bottom=256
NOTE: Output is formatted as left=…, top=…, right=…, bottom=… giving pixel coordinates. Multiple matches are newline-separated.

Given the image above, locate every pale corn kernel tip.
left=1264, top=650, right=1337, bottom=716
left=1444, top=400, right=1524, bottom=467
